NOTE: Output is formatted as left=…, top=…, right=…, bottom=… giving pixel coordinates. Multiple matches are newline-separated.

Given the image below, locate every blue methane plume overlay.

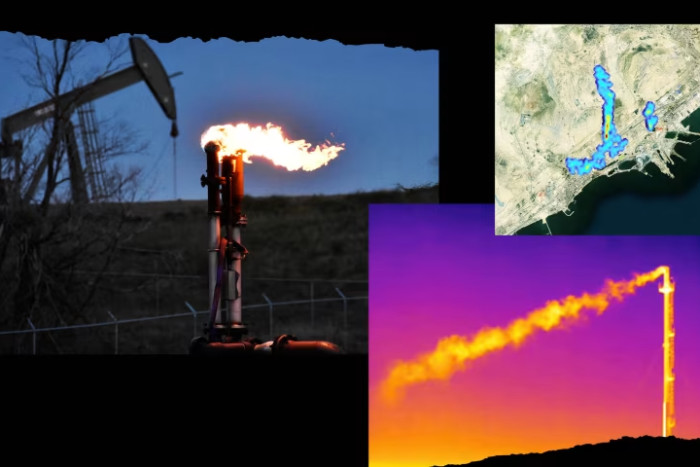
left=643, top=101, right=659, bottom=132
left=565, top=65, right=629, bottom=176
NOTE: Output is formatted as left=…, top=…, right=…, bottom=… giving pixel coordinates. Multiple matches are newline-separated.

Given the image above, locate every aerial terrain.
left=496, top=24, right=700, bottom=235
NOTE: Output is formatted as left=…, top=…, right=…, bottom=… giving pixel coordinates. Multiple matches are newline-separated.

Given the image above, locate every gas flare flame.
left=200, top=122, right=345, bottom=171
left=380, top=266, right=669, bottom=405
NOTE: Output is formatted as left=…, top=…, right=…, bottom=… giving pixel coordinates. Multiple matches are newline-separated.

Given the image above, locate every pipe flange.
left=271, top=334, right=297, bottom=352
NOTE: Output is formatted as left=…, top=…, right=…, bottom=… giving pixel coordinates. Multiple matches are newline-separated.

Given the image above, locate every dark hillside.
left=437, top=436, right=700, bottom=467
left=0, top=184, right=437, bottom=354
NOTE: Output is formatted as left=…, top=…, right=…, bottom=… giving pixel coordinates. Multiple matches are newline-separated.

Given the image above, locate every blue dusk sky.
left=0, top=31, right=438, bottom=201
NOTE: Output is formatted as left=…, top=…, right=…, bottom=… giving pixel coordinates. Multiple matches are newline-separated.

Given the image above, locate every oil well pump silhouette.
left=0, top=37, right=179, bottom=204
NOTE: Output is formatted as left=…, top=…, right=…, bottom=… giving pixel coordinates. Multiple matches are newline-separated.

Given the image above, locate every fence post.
left=335, top=287, right=348, bottom=350
left=262, top=293, right=273, bottom=337
left=107, top=310, right=118, bottom=355
left=185, top=301, right=198, bottom=338
left=27, top=318, right=36, bottom=355
left=310, top=281, right=315, bottom=328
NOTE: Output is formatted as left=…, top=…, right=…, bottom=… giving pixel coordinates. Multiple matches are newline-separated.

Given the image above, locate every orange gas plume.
left=200, top=122, right=345, bottom=171
left=380, top=266, right=669, bottom=405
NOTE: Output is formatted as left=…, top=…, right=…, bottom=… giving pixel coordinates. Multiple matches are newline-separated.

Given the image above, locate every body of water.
left=517, top=106, right=700, bottom=235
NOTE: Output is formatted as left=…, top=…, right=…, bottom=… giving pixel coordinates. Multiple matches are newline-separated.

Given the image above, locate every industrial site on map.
left=495, top=24, right=700, bottom=235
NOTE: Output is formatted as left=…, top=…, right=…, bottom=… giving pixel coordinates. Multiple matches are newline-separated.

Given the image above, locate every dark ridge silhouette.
left=434, top=436, right=700, bottom=467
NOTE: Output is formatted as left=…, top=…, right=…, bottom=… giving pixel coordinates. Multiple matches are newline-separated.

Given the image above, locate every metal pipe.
left=272, top=334, right=341, bottom=354
left=232, top=152, right=244, bottom=325
left=221, top=155, right=235, bottom=327
left=659, top=268, right=675, bottom=436
left=189, top=339, right=255, bottom=355
left=279, top=340, right=341, bottom=353
left=204, top=142, right=221, bottom=327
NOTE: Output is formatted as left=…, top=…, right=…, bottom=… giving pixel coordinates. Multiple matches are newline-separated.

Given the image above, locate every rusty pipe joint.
left=271, top=334, right=342, bottom=354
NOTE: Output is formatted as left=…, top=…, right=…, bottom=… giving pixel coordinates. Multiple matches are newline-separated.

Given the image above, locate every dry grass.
left=3, top=184, right=437, bottom=354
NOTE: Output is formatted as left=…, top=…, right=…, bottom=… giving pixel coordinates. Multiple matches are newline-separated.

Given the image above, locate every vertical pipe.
left=231, top=151, right=244, bottom=325
left=663, top=403, right=667, bottom=438
left=659, top=267, right=675, bottom=437
left=173, top=139, right=177, bottom=199
left=210, top=216, right=221, bottom=326
left=666, top=274, right=675, bottom=436
left=204, top=143, right=221, bottom=325
left=221, top=155, right=234, bottom=327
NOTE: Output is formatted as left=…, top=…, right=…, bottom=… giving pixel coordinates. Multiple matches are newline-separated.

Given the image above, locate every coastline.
left=516, top=107, right=700, bottom=235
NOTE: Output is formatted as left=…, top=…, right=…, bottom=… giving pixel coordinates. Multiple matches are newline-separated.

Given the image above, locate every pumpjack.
left=0, top=37, right=179, bottom=204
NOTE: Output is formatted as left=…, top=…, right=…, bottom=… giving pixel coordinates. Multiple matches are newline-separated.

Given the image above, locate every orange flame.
left=200, top=122, right=345, bottom=171
left=380, top=266, right=669, bottom=405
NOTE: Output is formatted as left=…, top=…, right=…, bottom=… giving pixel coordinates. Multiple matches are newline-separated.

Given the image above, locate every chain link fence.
left=0, top=276, right=367, bottom=354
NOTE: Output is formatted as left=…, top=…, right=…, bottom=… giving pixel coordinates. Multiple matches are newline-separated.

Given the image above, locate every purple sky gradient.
left=370, top=203, right=700, bottom=465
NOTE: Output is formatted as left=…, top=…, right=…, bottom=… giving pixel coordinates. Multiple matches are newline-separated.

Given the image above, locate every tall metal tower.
left=659, top=267, right=675, bottom=437
left=76, top=101, right=107, bottom=201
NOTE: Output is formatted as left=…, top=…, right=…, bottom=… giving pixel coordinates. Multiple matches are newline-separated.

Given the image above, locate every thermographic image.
left=369, top=204, right=700, bottom=467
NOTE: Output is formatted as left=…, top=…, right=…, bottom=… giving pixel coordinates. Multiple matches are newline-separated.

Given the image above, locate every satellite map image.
left=495, top=24, right=700, bottom=235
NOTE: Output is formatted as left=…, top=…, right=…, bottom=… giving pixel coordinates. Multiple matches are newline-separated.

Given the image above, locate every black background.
left=0, top=22, right=489, bottom=466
